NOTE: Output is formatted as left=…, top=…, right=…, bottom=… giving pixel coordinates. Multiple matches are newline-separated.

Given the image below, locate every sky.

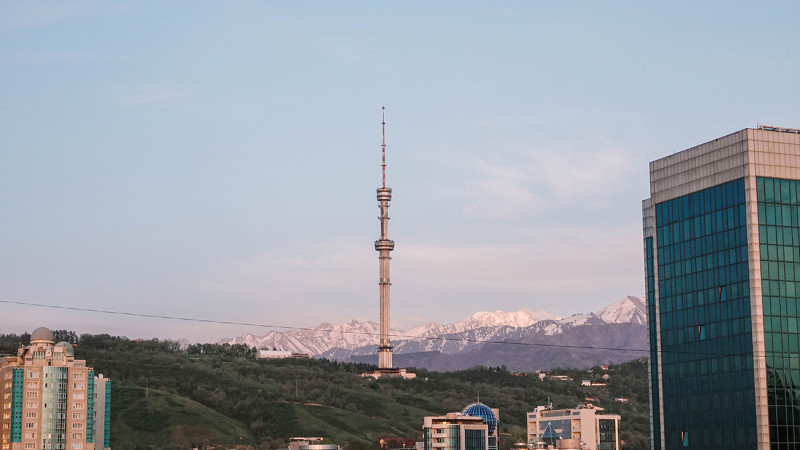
left=1, top=1, right=799, bottom=343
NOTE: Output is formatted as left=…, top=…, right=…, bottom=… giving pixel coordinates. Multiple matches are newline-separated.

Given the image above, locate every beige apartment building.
left=1, top=327, right=110, bottom=450
left=527, top=403, right=619, bottom=450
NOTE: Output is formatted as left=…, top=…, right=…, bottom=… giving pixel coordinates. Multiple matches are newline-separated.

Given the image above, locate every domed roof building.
left=462, top=402, right=499, bottom=435
left=0, top=327, right=112, bottom=450
left=421, top=402, right=500, bottom=450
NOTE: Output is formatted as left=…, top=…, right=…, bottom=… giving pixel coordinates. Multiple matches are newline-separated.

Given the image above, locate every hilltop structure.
left=0, top=327, right=111, bottom=450
left=643, top=126, right=800, bottom=449
left=362, top=107, right=414, bottom=380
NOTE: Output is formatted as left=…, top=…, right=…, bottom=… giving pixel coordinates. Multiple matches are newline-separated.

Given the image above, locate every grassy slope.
left=112, top=384, right=256, bottom=449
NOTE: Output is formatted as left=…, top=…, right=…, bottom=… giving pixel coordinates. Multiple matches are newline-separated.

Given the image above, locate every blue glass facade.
left=42, top=367, right=69, bottom=450
left=464, top=429, right=486, bottom=450
left=86, top=370, right=95, bottom=444
left=756, top=176, right=800, bottom=449
left=645, top=236, right=661, bottom=450
left=104, top=381, right=111, bottom=449
left=10, top=369, right=23, bottom=443
left=654, top=178, right=757, bottom=449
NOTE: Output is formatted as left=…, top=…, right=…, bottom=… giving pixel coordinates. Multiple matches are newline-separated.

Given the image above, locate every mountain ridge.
left=227, top=296, right=646, bottom=359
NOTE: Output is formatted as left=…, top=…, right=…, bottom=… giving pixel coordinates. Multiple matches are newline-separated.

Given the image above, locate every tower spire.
left=381, top=106, right=386, bottom=188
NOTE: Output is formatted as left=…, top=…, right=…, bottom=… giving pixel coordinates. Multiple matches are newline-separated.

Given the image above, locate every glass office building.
left=643, top=126, right=800, bottom=450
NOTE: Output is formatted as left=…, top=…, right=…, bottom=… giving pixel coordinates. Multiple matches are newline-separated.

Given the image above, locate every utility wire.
left=0, top=299, right=651, bottom=354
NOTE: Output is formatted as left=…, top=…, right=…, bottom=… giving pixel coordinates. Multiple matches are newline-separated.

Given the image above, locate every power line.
left=0, top=299, right=650, bottom=354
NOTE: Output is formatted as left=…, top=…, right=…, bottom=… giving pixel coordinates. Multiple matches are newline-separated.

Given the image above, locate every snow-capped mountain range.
left=226, top=296, right=647, bottom=361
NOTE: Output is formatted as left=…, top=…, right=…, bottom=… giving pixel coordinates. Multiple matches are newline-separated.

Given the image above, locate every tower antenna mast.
left=382, top=106, right=387, bottom=188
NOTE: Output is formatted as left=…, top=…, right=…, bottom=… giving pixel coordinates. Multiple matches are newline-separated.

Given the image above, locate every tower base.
left=361, top=367, right=416, bottom=380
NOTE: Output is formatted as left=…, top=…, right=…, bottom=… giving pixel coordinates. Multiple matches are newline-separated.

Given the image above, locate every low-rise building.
left=283, top=437, right=341, bottom=450
left=526, top=403, right=619, bottom=450
left=422, top=403, right=499, bottom=450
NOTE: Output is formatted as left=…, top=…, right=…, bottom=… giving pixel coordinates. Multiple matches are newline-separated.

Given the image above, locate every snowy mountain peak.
left=595, top=296, right=647, bottom=325
left=468, top=309, right=553, bottom=328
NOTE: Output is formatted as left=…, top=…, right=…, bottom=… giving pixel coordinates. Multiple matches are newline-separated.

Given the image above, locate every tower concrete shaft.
left=374, top=107, right=394, bottom=369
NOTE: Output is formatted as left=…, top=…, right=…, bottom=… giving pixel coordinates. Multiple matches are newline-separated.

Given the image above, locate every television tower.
left=375, top=106, right=395, bottom=370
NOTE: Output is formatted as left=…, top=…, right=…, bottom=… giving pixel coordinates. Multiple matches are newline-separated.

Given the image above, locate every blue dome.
left=462, top=402, right=498, bottom=435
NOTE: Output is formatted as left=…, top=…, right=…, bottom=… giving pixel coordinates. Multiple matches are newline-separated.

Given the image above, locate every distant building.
left=422, top=403, right=499, bottom=450
left=526, top=403, right=619, bottom=450
left=0, top=327, right=111, bottom=450
left=379, top=436, right=416, bottom=449
left=283, top=437, right=341, bottom=450
left=547, top=375, right=572, bottom=382
left=257, top=350, right=310, bottom=359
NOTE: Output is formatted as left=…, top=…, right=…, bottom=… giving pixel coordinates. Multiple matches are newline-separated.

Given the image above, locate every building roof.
left=462, top=402, right=498, bottom=435
left=55, top=341, right=75, bottom=355
left=30, top=327, right=54, bottom=343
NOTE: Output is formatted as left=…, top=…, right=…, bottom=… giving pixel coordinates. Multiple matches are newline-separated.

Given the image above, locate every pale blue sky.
left=2, top=1, right=799, bottom=342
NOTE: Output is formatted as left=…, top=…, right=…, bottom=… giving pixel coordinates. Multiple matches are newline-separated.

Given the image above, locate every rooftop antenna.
left=381, top=106, right=387, bottom=188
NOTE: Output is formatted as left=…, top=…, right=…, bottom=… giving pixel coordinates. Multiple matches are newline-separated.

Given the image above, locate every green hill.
left=0, top=332, right=650, bottom=450
left=113, top=385, right=256, bottom=449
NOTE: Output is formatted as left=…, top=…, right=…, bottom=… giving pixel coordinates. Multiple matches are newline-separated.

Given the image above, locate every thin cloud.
left=456, top=142, right=636, bottom=219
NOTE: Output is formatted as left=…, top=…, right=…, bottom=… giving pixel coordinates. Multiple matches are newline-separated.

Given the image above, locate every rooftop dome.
left=30, top=327, right=54, bottom=343
left=55, top=342, right=75, bottom=355
left=462, top=402, right=498, bottom=435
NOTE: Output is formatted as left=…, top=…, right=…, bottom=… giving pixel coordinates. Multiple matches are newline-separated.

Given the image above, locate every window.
left=25, top=402, right=37, bottom=409
left=698, top=325, right=706, bottom=340
left=25, top=412, right=36, bottom=419
left=71, top=433, right=83, bottom=440
left=24, top=443, right=37, bottom=449
left=71, top=423, right=83, bottom=430
left=26, top=382, right=38, bottom=388
left=25, top=392, right=37, bottom=399
left=72, top=403, right=84, bottom=410
left=682, top=431, right=689, bottom=447
left=24, top=423, right=36, bottom=429
left=70, top=444, right=83, bottom=450
left=72, top=383, right=84, bottom=390
left=72, top=393, right=84, bottom=400
left=71, top=413, right=83, bottom=420
left=72, top=374, right=85, bottom=380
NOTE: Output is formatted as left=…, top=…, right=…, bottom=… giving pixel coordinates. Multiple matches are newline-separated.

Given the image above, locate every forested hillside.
left=0, top=332, right=650, bottom=450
